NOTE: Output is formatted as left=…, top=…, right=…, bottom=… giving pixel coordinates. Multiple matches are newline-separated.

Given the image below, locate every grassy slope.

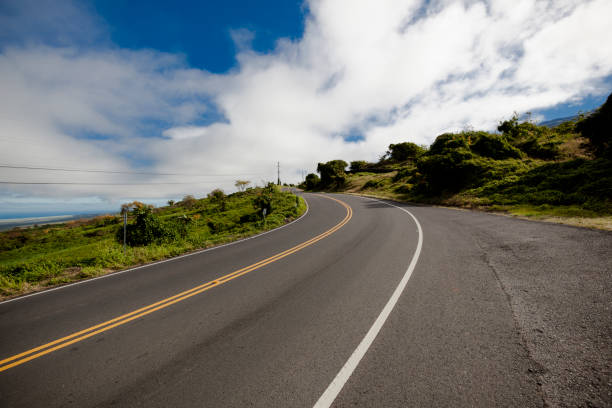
left=344, top=169, right=612, bottom=230
left=328, top=120, right=612, bottom=230
left=0, top=188, right=306, bottom=299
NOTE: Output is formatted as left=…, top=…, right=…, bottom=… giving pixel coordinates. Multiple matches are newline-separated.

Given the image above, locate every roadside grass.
left=0, top=188, right=306, bottom=299
left=342, top=164, right=612, bottom=231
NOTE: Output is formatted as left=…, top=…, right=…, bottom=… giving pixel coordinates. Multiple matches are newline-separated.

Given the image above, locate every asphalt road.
left=0, top=193, right=610, bottom=407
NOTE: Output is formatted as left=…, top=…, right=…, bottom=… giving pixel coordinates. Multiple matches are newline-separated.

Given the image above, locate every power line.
left=0, top=181, right=226, bottom=186
left=0, top=164, right=263, bottom=177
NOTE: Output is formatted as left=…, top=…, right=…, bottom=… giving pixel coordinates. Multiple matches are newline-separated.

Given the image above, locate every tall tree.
left=235, top=180, right=251, bottom=192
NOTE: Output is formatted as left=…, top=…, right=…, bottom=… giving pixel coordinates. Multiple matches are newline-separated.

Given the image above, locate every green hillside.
left=303, top=93, right=612, bottom=227
left=0, top=185, right=305, bottom=298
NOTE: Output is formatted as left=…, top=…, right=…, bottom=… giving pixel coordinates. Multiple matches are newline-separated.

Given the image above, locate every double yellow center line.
left=0, top=195, right=352, bottom=373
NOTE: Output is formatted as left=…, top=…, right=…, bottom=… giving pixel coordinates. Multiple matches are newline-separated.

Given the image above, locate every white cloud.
left=1, top=0, right=611, bottom=209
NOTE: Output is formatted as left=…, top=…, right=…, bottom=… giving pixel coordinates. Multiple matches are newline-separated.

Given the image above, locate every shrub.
left=392, top=168, right=414, bottom=182
left=470, top=132, right=523, bottom=159
left=117, top=207, right=184, bottom=246
left=417, top=133, right=478, bottom=192
left=516, top=137, right=561, bottom=159
left=254, top=192, right=273, bottom=215
left=350, top=160, right=369, bottom=172
left=207, top=189, right=225, bottom=202
left=206, top=219, right=234, bottom=234
left=362, top=179, right=383, bottom=189
left=180, top=195, right=197, bottom=208
left=394, top=184, right=412, bottom=194
left=428, top=133, right=471, bottom=154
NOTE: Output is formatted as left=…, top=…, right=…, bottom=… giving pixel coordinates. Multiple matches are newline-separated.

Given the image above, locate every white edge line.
left=0, top=194, right=310, bottom=305
left=313, top=196, right=423, bottom=408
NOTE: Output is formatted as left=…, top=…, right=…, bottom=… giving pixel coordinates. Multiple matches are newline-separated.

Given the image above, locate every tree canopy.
left=385, top=142, right=426, bottom=162
left=576, top=92, right=611, bottom=157
left=317, top=160, right=348, bottom=189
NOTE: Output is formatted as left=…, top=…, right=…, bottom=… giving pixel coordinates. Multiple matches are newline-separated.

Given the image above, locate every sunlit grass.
left=0, top=189, right=306, bottom=299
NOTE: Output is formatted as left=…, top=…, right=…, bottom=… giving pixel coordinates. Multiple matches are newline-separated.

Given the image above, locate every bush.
left=516, top=137, right=561, bottom=159
left=417, top=133, right=479, bottom=192
left=180, top=195, right=197, bottom=208
left=392, top=168, right=414, bottom=182
left=428, top=133, right=471, bottom=154
left=254, top=192, right=272, bottom=215
left=117, top=207, right=185, bottom=246
left=469, top=158, right=612, bottom=210
left=350, top=160, right=369, bottom=172
left=207, top=189, right=225, bottom=202
left=362, top=179, right=383, bottom=189
left=470, top=132, right=523, bottom=159
left=207, top=219, right=234, bottom=234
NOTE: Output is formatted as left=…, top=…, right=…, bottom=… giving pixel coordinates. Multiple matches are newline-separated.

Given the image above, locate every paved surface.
left=0, top=193, right=610, bottom=407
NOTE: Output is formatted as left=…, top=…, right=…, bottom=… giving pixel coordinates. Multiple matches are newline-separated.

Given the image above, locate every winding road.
left=0, top=193, right=610, bottom=407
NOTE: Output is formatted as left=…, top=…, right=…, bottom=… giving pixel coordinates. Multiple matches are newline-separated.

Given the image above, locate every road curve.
left=0, top=193, right=610, bottom=407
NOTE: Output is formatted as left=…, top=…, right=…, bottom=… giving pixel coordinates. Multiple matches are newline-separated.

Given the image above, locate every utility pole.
left=277, top=161, right=281, bottom=186
left=123, top=210, right=127, bottom=255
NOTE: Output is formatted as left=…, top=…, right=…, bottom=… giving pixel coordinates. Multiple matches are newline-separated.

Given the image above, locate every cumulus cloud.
left=1, top=0, right=611, bottom=208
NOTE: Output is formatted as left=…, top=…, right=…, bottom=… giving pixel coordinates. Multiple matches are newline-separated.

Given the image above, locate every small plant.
left=180, top=195, right=197, bottom=208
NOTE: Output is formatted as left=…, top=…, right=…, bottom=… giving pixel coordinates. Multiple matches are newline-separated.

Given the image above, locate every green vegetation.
left=316, top=160, right=348, bottom=189
left=301, top=93, right=611, bottom=226
left=0, top=185, right=306, bottom=298
left=576, top=93, right=612, bottom=157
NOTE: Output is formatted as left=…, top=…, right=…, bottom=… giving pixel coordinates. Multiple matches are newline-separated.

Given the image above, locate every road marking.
left=0, top=194, right=351, bottom=373
left=313, top=197, right=423, bottom=408
left=0, top=195, right=310, bottom=305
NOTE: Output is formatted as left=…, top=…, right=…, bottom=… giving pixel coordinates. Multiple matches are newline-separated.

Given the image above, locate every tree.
left=121, top=201, right=150, bottom=214
left=316, top=160, right=348, bottom=189
left=384, top=142, right=426, bottom=162
left=180, top=195, right=197, bottom=208
left=235, top=180, right=251, bottom=192
left=167, top=200, right=175, bottom=206
left=576, top=92, right=611, bottom=157
left=304, top=173, right=320, bottom=190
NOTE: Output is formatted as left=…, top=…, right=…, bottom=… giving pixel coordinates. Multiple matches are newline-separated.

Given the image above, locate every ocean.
left=0, top=213, right=110, bottom=231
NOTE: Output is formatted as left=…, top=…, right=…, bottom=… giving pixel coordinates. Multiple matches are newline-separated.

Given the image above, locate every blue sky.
left=92, top=0, right=306, bottom=73
left=1, top=0, right=611, bottom=217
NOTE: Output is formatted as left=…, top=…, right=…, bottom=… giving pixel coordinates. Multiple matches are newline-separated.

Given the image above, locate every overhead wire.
left=0, top=164, right=264, bottom=177
left=0, top=181, right=224, bottom=185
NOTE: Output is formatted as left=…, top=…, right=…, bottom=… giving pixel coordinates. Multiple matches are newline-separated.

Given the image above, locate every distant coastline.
left=0, top=213, right=110, bottom=231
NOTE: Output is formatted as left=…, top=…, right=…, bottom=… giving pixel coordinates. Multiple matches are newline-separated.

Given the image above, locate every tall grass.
left=0, top=188, right=306, bottom=298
